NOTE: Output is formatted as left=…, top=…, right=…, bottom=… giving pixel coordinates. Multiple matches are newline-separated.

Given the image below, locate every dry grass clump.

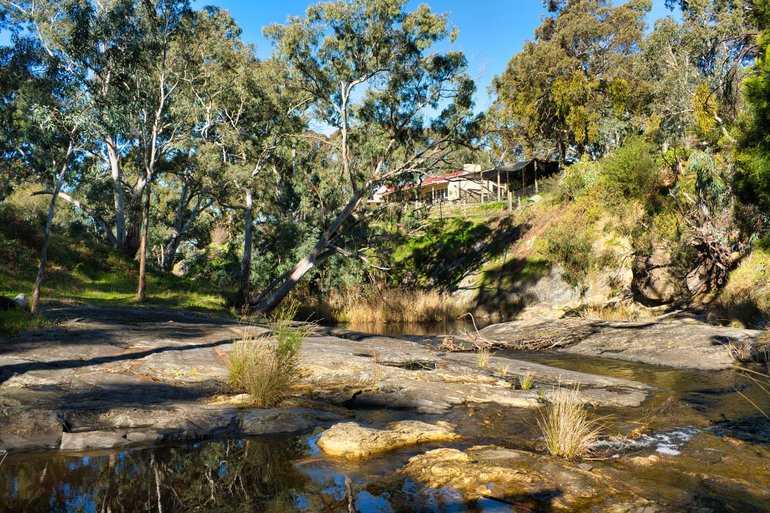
left=519, top=372, right=535, bottom=390
left=477, top=347, right=490, bottom=369
left=575, top=304, right=656, bottom=321
left=228, top=304, right=313, bottom=408
left=326, top=288, right=469, bottom=324
left=538, top=384, right=603, bottom=460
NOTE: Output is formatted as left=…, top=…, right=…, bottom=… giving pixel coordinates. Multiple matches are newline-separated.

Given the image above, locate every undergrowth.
left=0, top=309, right=50, bottom=338
left=228, top=304, right=312, bottom=408
left=305, top=287, right=470, bottom=324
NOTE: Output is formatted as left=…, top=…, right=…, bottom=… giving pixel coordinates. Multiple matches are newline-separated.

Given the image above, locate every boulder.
left=13, top=294, right=28, bottom=309
left=60, top=430, right=131, bottom=451
left=632, top=247, right=678, bottom=306
left=316, top=420, right=459, bottom=459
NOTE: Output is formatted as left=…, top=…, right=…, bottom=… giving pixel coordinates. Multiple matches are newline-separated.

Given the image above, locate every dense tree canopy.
left=0, top=0, right=766, bottom=314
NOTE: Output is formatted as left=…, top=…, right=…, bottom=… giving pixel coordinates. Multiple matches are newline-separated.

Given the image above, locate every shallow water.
left=2, top=323, right=770, bottom=512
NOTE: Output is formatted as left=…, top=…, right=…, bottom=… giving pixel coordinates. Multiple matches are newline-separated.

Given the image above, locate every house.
left=462, top=160, right=561, bottom=200
left=372, top=160, right=560, bottom=205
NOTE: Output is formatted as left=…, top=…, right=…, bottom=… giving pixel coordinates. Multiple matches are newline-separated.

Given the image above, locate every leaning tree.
left=251, top=0, right=481, bottom=313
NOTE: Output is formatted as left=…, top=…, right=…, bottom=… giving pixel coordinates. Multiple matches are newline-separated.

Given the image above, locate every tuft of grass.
left=734, top=365, right=770, bottom=419
left=0, top=309, right=50, bottom=338
left=519, top=372, right=535, bottom=390
left=477, top=347, right=490, bottom=369
left=228, top=303, right=313, bottom=408
left=538, top=384, right=603, bottom=460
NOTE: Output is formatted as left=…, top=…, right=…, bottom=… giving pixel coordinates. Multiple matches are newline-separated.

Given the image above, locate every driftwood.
left=441, top=315, right=596, bottom=353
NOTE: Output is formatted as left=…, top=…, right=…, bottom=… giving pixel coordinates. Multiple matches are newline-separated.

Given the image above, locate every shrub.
left=543, top=225, right=594, bottom=289
left=558, top=160, right=601, bottom=200
left=315, top=287, right=469, bottom=324
left=477, top=347, right=490, bottom=369
left=538, top=384, right=602, bottom=460
left=228, top=304, right=312, bottom=407
left=598, top=137, right=660, bottom=206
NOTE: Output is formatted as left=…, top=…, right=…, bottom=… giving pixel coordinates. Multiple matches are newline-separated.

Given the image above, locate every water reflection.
left=1, top=437, right=310, bottom=512
left=0, top=436, right=520, bottom=513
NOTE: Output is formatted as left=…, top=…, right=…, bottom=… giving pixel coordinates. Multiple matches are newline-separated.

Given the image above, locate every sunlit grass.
left=0, top=309, right=50, bottom=338
left=538, top=384, right=603, bottom=460
left=229, top=304, right=312, bottom=408
left=520, top=371, right=535, bottom=390
left=0, top=259, right=227, bottom=315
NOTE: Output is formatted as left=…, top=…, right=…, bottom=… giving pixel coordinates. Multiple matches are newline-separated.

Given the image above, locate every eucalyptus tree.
left=494, top=0, right=651, bottom=161
left=638, top=16, right=702, bottom=150
left=253, top=0, right=480, bottom=313
left=132, top=0, right=191, bottom=300
left=0, top=0, right=149, bottom=253
left=178, top=7, right=305, bottom=306
left=663, top=0, right=759, bottom=141
left=4, top=35, right=90, bottom=313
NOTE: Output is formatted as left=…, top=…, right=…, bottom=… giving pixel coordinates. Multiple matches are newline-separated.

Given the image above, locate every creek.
left=2, top=322, right=769, bottom=512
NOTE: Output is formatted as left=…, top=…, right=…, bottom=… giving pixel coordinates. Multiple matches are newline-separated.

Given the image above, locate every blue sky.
left=191, top=0, right=679, bottom=109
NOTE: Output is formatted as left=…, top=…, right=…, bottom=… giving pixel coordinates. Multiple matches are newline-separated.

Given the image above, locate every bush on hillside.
left=598, top=137, right=660, bottom=206
left=558, top=160, right=601, bottom=201
left=543, top=224, right=594, bottom=290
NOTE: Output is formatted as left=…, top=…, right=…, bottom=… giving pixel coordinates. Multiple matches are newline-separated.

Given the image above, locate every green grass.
left=228, top=304, right=311, bottom=407
left=0, top=231, right=229, bottom=317
left=0, top=309, right=51, bottom=338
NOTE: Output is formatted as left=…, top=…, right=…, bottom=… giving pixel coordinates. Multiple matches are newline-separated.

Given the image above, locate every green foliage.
left=543, top=224, right=594, bottom=289
left=0, top=198, right=228, bottom=313
left=0, top=310, right=50, bottom=338
left=735, top=3, right=770, bottom=213
left=598, top=137, right=659, bottom=205
left=558, top=160, right=601, bottom=200
left=390, top=217, right=519, bottom=291
left=228, top=304, right=310, bottom=408
left=494, top=0, right=651, bottom=159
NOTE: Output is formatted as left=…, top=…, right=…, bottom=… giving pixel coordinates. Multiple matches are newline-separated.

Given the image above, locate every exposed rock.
left=632, top=247, right=679, bottom=306
left=481, top=317, right=761, bottom=369
left=317, top=420, right=459, bottom=459
left=13, top=293, right=28, bottom=308
left=397, top=445, right=659, bottom=512
left=60, top=430, right=131, bottom=451
left=0, top=306, right=654, bottom=451
left=398, top=446, right=597, bottom=507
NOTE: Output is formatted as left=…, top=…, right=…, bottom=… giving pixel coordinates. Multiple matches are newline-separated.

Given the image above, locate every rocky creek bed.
left=1, top=306, right=769, bottom=512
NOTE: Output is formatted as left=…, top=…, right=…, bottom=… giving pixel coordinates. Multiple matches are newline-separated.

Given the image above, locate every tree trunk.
left=161, top=238, right=180, bottom=273
left=106, top=140, right=126, bottom=249
left=238, top=190, right=254, bottom=308
left=252, top=190, right=363, bottom=314
left=31, top=153, right=71, bottom=314
left=136, top=176, right=152, bottom=300
left=160, top=191, right=210, bottom=273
